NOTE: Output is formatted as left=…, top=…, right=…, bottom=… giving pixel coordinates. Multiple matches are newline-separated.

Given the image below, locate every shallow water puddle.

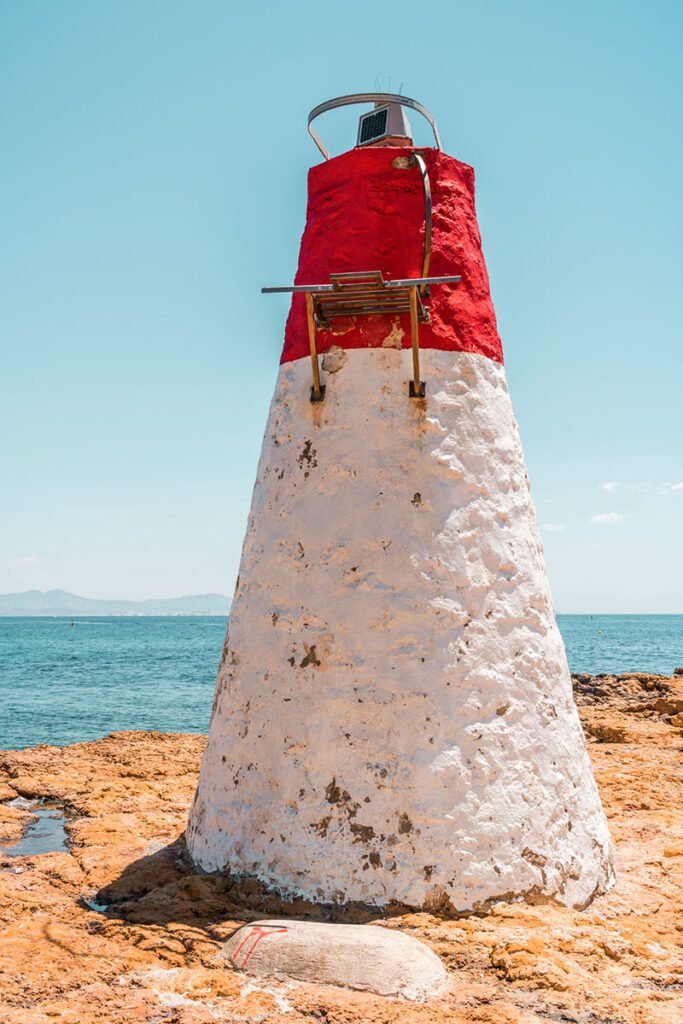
left=1, top=798, right=68, bottom=857
left=80, top=896, right=110, bottom=913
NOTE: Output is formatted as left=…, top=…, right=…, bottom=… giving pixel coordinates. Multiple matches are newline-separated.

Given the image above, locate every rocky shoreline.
left=1, top=672, right=682, bottom=1023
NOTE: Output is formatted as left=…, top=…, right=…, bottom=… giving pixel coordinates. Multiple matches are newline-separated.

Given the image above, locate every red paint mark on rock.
left=281, top=146, right=503, bottom=365
left=231, top=925, right=289, bottom=969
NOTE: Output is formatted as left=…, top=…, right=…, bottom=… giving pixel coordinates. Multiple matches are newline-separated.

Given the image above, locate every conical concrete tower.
left=187, top=95, right=614, bottom=912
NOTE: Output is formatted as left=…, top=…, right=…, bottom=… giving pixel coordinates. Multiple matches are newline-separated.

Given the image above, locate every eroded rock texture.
left=0, top=673, right=681, bottom=1022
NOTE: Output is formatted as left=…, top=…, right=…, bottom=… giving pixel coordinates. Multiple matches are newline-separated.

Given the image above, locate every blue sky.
left=1, top=0, right=681, bottom=612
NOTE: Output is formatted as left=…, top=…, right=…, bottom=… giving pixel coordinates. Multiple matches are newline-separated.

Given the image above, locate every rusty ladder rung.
left=262, top=272, right=461, bottom=402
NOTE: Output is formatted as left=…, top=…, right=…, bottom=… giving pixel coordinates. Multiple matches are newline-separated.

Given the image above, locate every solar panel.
left=358, top=106, right=389, bottom=145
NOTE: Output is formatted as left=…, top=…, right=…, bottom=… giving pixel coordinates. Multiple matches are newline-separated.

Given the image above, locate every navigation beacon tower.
left=187, top=95, right=614, bottom=912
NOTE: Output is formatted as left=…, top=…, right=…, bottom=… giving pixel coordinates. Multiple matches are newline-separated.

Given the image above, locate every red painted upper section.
left=280, top=146, right=503, bottom=364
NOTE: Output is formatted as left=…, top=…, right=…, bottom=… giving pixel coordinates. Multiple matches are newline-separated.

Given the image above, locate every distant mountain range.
left=0, top=589, right=231, bottom=616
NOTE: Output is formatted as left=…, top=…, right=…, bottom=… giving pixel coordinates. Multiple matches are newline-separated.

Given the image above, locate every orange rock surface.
left=1, top=672, right=681, bottom=1023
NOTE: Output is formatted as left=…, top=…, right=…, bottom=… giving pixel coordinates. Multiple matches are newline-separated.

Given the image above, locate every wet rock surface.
left=0, top=673, right=681, bottom=1023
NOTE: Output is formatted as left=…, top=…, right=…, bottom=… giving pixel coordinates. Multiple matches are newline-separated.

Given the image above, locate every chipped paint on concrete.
left=187, top=348, right=614, bottom=911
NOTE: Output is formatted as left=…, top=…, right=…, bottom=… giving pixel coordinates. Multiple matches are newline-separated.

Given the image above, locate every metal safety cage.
left=307, top=93, right=442, bottom=161
left=262, top=272, right=461, bottom=402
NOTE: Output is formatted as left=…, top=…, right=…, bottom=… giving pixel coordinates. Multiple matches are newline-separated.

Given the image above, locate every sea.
left=0, top=615, right=681, bottom=751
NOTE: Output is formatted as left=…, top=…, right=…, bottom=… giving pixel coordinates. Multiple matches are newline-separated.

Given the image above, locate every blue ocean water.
left=0, top=615, right=681, bottom=751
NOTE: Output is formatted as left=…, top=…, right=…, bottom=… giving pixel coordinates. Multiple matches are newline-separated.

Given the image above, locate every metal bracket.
left=407, top=284, right=422, bottom=399
left=305, top=292, right=324, bottom=402
left=263, top=273, right=461, bottom=403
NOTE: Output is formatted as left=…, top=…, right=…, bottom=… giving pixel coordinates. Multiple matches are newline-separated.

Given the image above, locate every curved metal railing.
left=307, top=93, right=442, bottom=160
left=413, top=152, right=432, bottom=287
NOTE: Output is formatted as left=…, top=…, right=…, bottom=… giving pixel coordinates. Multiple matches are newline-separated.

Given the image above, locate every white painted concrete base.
left=187, top=347, right=614, bottom=911
left=224, top=919, right=447, bottom=1001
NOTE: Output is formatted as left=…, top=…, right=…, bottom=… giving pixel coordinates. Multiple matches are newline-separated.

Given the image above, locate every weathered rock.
left=0, top=800, right=32, bottom=844
left=0, top=675, right=681, bottom=1023
left=224, top=918, right=448, bottom=1000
